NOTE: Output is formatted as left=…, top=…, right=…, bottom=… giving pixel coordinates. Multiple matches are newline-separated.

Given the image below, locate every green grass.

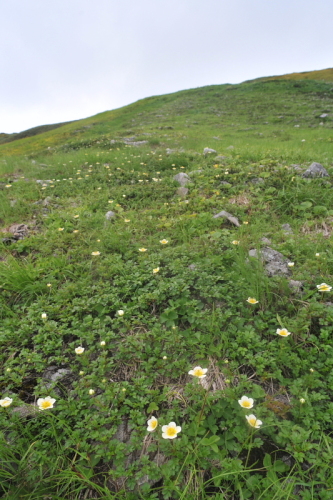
left=0, top=71, right=333, bottom=499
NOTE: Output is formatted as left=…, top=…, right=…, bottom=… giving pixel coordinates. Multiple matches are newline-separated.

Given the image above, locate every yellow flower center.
left=150, top=419, right=157, bottom=430
left=242, top=400, right=251, bottom=408
left=279, top=329, right=288, bottom=336
left=248, top=417, right=257, bottom=427
left=193, top=368, right=204, bottom=377
left=41, top=401, right=52, bottom=409
left=166, top=427, right=177, bottom=437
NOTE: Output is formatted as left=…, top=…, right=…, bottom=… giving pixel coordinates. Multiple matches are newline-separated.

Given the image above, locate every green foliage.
left=0, top=74, right=333, bottom=498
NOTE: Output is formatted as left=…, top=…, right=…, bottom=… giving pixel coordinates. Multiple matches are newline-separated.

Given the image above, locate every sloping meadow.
left=0, top=78, right=333, bottom=499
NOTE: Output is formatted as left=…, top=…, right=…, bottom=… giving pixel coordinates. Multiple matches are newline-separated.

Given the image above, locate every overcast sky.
left=1, top=0, right=332, bottom=133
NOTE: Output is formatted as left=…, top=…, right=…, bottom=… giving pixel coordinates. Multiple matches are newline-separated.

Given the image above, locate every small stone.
left=288, top=280, right=303, bottom=294
left=188, top=264, right=197, bottom=271
left=261, top=237, right=271, bottom=245
left=320, top=113, right=328, bottom=118
left=173, top=172, right=191, bottom=186
left=302, top=162, right=329, bottom=178
left=249, top=247, right=291, bottom=277
left=213, top=210, right=240, bottom=227
left=203, top=147, right=217, bottom=155
left=282, top=223, right=293, bottom=234
left=105, top=211, right=116, bottom=220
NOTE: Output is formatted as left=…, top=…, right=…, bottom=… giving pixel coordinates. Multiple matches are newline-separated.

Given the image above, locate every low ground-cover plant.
left=0, top=75, right=333, bottom=499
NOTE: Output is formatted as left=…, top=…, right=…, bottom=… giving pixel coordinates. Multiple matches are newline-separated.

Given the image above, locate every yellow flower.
left=0, top=397, right=13, bottom=407
left=75, top=346, right=85, bottom=354
left=247, top=298, right=258, bottom=304
left=91, top=251, right=101, bottom=256
left=160, top=239, right=169, bottom=244
left=246, top=414, right=262, bottom=429
left=153, top=267, right=160, bottom=274
left=73, top=215, right=79, bottom=218
left=37, top=396, right=56, bottom=411
left=276, top=328, right=291, bottom=337
left=317, top=283, right=332, bottom=292
left=238, top=396, right=254, bottom=409
left=139, top=248, right=147, bottom=252
left=188, top=366, right=208, bottom=378
left=162, top=422, right=181, bottom=439
left=147, top=416, right=158, bottom=432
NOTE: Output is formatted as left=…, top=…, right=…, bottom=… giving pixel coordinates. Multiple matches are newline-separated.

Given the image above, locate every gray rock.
left=282, top=223, right=293, bottom=234
left=320, top=113, right=328, bottom=118
left=288, top=280, right=303, bottom=294
left=173, top=172, right=191, bottom=186
left=188, top=264, right=197, bottom=271
left=203, top=147, right=217, bottom=155
left=215, top=155, right=228, bottom=161
left=261, top=237, right=272, bottom=245
left=213, top=210, right=240, bottom=227
left=251, top=177, right=264, bottom=184
left=220, top=181, right=231, bottom=187
left=105, top=211, right=116, bottom=220
left=226, top=145, right=234, bottom=150
left=126, top=140, right=148, bottom=147
left=302, top=162, right=329, bottom=178
left=176, top=187, right=189, bottom=198
left=249, top=247, right=291, bottom=277
left=43, top=366, right=72, bottom=383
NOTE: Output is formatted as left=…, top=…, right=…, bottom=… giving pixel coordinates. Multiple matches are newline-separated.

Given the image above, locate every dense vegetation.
left=0, top=71, right=333, bottom=499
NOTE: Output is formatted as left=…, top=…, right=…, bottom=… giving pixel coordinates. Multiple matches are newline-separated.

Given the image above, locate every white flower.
left=276, top=328, right=291, bottom=337
left=89, top=389, right=95, bottom=395
left=100, top=341, right=106, bottom=346
left=153, top=267, right=160, bottom=274
left=75, top=346, right=85, bottom=354
left=188, top=366, right=208, bottom=378
left=316, top=283, right=332, bottom=292
left=160, top=239, right=169, bottom=245
left=41, top=313, right=47, bottom=320
left=300, top=398, right=305, bottom=404
left=162, top=422, right=181, bottom=439
left=238, top=396, right=254, bottom=409
left=139, top=248, right=147, bottom=252
left=79, top=370, right=84, bottom=375
left=232, top=240, right=239, bottom=245
left=287, top=262, right=294, bottom=267
left=0, top=397, right=13, bottom=407
left=147, top=416, right=158, bottom=432
left=162, top=356, right=167, bottom=360
left=91, top=251, right=101, bottom=256
left=245, top=414, right=262, bottom=428
left=37, top=396, right=56, bottom=410
left=117, top=310, right=124, bottom=316
left=247, top=298, right=258, bottom=304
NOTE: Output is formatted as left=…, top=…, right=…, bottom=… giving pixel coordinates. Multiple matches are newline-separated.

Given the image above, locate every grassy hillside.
left=0, top=72, right=333, bottom=499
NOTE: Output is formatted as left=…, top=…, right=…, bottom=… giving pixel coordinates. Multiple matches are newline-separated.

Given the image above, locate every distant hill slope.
left=0, top=67, right=332, bottom=157
left=0, top=120, right=76, bottom=146
left=252, top=67, right=333, bottom=83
